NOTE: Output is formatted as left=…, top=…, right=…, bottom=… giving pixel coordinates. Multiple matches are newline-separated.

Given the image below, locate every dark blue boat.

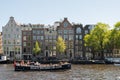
left=14, top=62, right=71, bottom=71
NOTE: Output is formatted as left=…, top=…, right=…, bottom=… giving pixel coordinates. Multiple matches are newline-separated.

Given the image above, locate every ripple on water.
left=1, top=64, right=120, bottom=80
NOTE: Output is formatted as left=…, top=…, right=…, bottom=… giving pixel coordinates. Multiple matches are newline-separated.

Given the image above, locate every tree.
left=84, top=22, right=110, bottom=59
left=108, top=22, right=120, bottom=54
left=56, top=36, right=66, bottom=54
left=33, top=41, right=41, bottom=55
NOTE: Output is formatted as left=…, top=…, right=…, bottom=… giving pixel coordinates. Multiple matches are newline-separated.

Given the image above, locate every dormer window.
left=76, top=27, right=81, bottom=33
left=63, top=22, right=68, bottom=27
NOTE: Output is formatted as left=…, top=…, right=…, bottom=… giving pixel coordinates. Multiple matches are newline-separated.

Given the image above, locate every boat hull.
left=14, top=63, right=71, bottom=71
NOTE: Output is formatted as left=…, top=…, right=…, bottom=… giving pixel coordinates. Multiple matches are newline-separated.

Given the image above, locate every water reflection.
left=0, top=64, right=120, bottom=80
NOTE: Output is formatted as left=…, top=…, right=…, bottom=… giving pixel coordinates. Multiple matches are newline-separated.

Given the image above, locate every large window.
left=76, top=27, right=81, bottom=33
left=69, top=35, right=74, bottom=40
left=64, top=35, right=68, bottom=40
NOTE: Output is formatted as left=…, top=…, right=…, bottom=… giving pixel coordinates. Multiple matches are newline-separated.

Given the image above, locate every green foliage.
left=84, top=22, right=110, bottom=50
left=115, top=21, right=120, bottom=29
left=84, top=22, right=110, bottom=59
left=109, top=21, right=120, bottom=49
left=56, top=36, right=66, bottom=53
left=33, top=41, right=41, bottom=55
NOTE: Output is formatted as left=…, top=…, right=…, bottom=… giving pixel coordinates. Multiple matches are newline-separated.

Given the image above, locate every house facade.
left=0, top=32, right=3, bottom=54
left=2, top=17, right=22, bottom=60
left=2, top=17, right=96, bottom=60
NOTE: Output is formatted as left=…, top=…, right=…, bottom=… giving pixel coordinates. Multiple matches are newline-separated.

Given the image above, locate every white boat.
left=114, top=63, right=120, bottom=66
left=0, top=55, right=8, bottom=63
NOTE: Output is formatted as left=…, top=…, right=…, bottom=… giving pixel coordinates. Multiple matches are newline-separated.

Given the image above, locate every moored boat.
left=14, top=61, right=71, bottom=71
left=0, top=55, right=8, bottom=64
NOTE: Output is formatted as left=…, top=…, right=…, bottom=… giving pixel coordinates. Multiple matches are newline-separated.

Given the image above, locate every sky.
left=0, top=0, right=120, bottom=31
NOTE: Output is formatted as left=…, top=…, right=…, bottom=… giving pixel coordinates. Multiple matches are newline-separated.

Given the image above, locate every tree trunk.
left=101, top=50, right=104, bottom=60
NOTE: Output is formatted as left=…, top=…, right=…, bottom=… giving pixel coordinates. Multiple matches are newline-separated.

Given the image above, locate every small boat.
left=0, top=55, right=8, bottom=64
left=14, top=61, right=71, bottom=71
left=114, top=63, right=120, bottom=66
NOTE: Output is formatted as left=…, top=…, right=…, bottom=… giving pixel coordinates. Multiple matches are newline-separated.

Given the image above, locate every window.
left=64, top=30, right=68, bottom=34
left=63, top=22, right=68, bottom=27
left=49, top=36, right=52, bottom=39
left=4, top=40, right=6, bottom=44
left=33, top=30, right=36, bottom=34
left=4, top=47, right=6, bottom=51
left=79, top=40, right=82, bottom=44
left=41, top=36, right=44, bottom=40
left=23, top=36, right=26, bottom=40
left=37, top=30, right=40, bottom=35
left=27, top=43, right=31, bottom=46
left=23, top=32, right=26, bottom=35
left=53, top=36, right=56, bottom=39
left=64, top=35, right=68, bottom=40
left=69, top=30, right=74, bottom=34
left=76, top=27, right=81, bottom=33
left=85, top=30, right=88, bottom=34
left=45, top=35, right=48, bottom=39
left=4, top=34, right=6, bottom=38
left=37, top=36, right=41, bottom=40
left=79, top=46, right=82, bottom=50
left=53, top=46, right=56, bottom=50
left=11, top=29, right=13, bottom=32
left=58, top=30, right=62, bottom=34
left=16, top=28, right=19, bottom=31
left=69, top=35, right=73, bottom=40
left=28, top=36, right=31, bottom=40
left=6, top=29, right=8, bottom=31
left=79, top=35, right=82, bottom=39
left=88, top=25, right=94, bottom=30
left=8, top=34, right=10, bottom=38
left=23, top=42, right=26, bottom=46
left=76, top=35, right=78, bottom=39
left=69, top=42, right=73, bottom=48
left=17, top=40, right=20, bottom=44
left=41, top=30, right=44, bottom=34
left=33, top=36, right=36, bottom=40
left=8, top=40, right=11, bottom=44
left=23, top=48, right=26, bottom=52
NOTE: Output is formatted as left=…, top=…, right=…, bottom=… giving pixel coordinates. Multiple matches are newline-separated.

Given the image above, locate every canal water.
left=0, top=64, right=120, bottom=80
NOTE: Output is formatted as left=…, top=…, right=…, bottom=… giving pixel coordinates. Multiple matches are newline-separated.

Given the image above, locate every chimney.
left=10, top=16, right=14, bottom=20
left=64, top=17, right=67, bottom=20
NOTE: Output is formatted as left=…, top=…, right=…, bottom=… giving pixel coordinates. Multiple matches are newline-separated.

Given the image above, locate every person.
left=20, top=60, right=24, bottom=66
left=13, top=60, right=16, bottom=67
left=27, top=60, right=30, bottom=65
